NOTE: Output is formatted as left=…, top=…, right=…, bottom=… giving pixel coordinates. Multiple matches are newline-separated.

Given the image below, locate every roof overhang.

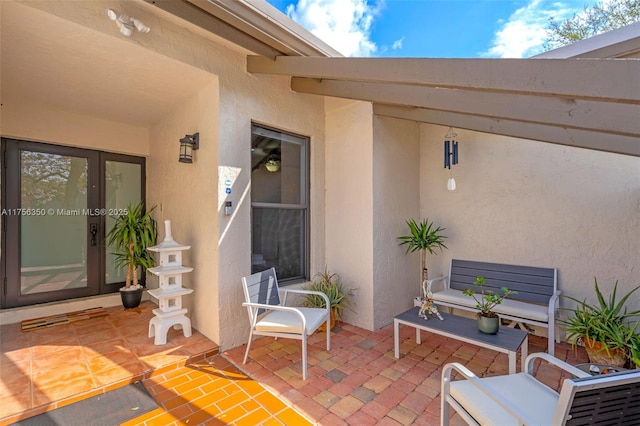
left=247, top=55, right=640, bottom=157
left=143, top=0, right=342, bottom=58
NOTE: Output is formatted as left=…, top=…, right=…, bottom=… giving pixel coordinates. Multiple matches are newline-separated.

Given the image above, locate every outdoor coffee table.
left=394, top=307, right=528, bottom=374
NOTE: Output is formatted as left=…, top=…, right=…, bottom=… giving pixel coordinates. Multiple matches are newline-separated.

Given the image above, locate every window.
left=250, top=124, right=309, bottom=283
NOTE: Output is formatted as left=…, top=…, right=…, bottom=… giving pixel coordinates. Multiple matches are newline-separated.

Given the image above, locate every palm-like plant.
left=106, top=201, right=157, bottom=289
left=398, top=218, right=447, bottom=296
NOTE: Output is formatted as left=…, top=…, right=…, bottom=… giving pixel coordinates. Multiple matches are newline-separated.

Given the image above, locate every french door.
left=1, top=139, right=145, bottom=308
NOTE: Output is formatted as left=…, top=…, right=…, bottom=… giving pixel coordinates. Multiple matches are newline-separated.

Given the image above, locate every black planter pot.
left=120, top=288, right=143, bottom=309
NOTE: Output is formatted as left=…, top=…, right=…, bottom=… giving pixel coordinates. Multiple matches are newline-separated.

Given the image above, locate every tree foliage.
left=545, top=0, right=640, bottom=50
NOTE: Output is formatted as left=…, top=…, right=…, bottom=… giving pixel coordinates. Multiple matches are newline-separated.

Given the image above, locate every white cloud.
left=285, top=0, right=382, bottom=57
left=392, top=36, right=404, bottom=50
left=482, top=0, right=580, bottom=58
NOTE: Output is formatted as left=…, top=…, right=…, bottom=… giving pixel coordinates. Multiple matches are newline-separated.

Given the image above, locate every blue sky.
left=266, top=0, right=587, bottom=58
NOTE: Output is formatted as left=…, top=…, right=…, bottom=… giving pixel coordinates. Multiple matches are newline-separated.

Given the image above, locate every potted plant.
left=562, top=279, right=640, bottom=367
left=398, top=218, right=447, bottom=301
left=463, top=276, right=516, bottom=334
left=106, top=201, right=157, bottom=309
left=302, top=267, right=355, bottom=330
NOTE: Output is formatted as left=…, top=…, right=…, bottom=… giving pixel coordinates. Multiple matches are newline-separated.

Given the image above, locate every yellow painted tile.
left=216, top=404, right=248, bottom=424
left=276, top=408, right=314, bottom=425
left=215, top=390, right=250, bottom=412
left=233, top=407, right=272, bottom=426
left=143, top=411, right=179, bottom=426
left=254, top=391, right=287, bottom=412
left=237, top=380, right=265, bottom=395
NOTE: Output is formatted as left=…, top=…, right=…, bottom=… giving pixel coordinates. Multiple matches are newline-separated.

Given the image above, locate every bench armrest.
left=427, top=275, right=448, bottom=292
left=524, top=352, right=590, bottom=378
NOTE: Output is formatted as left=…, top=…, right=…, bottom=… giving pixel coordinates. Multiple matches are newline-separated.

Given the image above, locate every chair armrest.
left=524, top=352, right=590, bottom=378
left=427, top=275, right=448, bottom=292
left=242, top=302, right=307, bottom=327
left=442, top=362, right=536, bottom=424
left=280, top=289, right=330, bottom=312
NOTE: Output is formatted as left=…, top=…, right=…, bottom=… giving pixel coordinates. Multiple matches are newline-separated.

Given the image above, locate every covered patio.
left=0, top=305, right=588, bottom=425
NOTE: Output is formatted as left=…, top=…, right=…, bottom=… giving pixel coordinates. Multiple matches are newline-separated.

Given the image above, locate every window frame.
left=250, top=123, right=310, bottom=284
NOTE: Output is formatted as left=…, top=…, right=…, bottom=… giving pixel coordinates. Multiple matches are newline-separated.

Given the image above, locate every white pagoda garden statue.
left=147, top=219, right=194, bottom=345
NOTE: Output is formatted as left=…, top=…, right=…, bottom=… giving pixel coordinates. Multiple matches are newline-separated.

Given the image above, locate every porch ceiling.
left=247, top=56, right=640, bottom=157
left=1, top=1, right=214, bottom=128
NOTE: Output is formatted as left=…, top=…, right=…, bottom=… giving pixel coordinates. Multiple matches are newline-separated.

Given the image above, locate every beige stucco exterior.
left=1, top=0, right=639, bottom=350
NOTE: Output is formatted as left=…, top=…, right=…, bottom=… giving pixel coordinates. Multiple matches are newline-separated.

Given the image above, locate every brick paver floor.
left=225, top=321, right=589, bottom=425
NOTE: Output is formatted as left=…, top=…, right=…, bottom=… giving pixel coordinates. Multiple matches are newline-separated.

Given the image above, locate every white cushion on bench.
left=255, top=308, right=327, bottom=335
left=432, top=289, right=549, bottom=322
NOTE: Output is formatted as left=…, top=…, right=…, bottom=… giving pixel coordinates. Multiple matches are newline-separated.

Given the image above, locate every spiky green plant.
left=106, top=201, right=157, bottom=289
left=398, top=218, right=447, bottom=295
left=562, top=279, right=640, bottom=360
left=302, top=267, right=355, bottom=321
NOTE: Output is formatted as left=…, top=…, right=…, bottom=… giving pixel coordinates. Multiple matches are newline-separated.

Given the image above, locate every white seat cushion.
left=255, top=307, right=328, bottom=335
left=432, top=289, right=549, bottom=322
left=449, top=373, right=559, bottom=425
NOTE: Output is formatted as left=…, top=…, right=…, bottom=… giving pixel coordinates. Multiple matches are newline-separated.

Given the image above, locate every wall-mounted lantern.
left=179, top=133, right=199, bottom=164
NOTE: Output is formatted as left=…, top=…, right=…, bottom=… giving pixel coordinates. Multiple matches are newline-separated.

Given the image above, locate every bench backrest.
left=448, top=259, right=557, bottom=304
left=557, top=370, right=640, bottom=425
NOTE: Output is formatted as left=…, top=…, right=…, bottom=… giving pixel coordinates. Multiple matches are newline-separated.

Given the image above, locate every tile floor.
left=1, top=302, right=590, bottom=425
left=0, top=301, right=218, bottom=424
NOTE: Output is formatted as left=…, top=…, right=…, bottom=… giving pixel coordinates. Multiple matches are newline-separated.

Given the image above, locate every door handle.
left=90, top=223, right=98, bottom=246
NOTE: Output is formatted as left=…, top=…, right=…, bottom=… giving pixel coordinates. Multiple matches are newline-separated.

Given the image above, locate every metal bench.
left=441, top=352, right=640, bottom=425
left=429, top=259, right=560, bottom=355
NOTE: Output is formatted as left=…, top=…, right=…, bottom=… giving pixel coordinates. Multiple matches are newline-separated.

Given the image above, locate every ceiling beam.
left=248, top=56, right=640, bottom=103
left=291, top=77, right=639, bottom=137
left=374, top=104, right=640, bottom=157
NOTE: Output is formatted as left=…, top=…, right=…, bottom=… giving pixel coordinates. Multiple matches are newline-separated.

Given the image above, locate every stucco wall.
left=147, top=80, right=219, bottom=342
left=214, top=59, right=326, bottom=352
left=325, top=98, right=374, bottom=329
left=372, top=116, right=420, bottom=329
left=420, top=124, right=640, bottom=336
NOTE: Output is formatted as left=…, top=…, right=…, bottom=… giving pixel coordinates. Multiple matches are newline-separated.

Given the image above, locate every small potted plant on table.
left=463, top=276, right=516, bottom=334
left=106, top=201, right=157, bottom=309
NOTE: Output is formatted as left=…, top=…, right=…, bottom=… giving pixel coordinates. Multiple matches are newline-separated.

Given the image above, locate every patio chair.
left=441, top=352, right=640, bottom=426
left=241, top=267, right=331, bottom=380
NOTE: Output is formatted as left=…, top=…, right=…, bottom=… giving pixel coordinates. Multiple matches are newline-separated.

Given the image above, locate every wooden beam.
left=374, top=104, right=640, bottom=157
left=248, top=56, right=640, bottom=103
left=292, top=78, right=639, bottom=137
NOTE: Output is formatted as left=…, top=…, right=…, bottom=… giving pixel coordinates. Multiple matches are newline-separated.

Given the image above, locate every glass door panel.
left=20, top=152, right=88, bottom=295
left=104, top=160, right=142, bottom=287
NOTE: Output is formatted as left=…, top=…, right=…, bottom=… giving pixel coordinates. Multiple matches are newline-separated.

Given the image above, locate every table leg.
left=394, top=319, right=400, bottom=358
left=509, top=351, right=516, bottom=374
left=416, top=328, right=421, bottom=344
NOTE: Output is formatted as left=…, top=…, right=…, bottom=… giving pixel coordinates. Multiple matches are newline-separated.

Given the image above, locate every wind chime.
left=443, top=128, right=459, bottom=190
